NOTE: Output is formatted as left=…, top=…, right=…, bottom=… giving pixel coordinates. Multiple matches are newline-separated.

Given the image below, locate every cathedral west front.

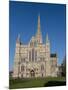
left=13, top=15, right=58, bottom=78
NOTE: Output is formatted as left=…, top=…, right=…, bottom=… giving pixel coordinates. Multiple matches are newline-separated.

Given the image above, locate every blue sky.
left=9, top=1, right=66, bottom=71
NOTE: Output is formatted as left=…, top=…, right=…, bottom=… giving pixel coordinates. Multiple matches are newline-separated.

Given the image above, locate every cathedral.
left=13, top=15, right=58, bottom=78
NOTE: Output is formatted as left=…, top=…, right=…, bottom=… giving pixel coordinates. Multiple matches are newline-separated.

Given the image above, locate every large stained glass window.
left=29, top=51, right=31, bottom=61
left=41, top=65, right=44, bottom=71
left=32, top=48, right=34, bottom=61
left=21, top=65, right=24, bottom=71
left=29, top=49, right=37, bottom=61
left=35, top=51, right=37, bottom=61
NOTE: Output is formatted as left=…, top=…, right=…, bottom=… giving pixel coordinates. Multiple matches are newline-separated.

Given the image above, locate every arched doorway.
left=21, top=73, right=23, bottom=78
left=30, top=70, right=35, bottom=77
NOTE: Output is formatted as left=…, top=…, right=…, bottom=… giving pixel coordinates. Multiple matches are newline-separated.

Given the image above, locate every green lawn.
left=9, top=77, right=66, bottom=89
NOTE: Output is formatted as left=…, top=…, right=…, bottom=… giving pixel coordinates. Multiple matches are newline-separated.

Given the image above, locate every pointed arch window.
left=41, top=65, right=44, bottom=71
left=35, top=51, right=37, bottom=61
left=29, top=49, right=37, bottom=61
left=21, top=65, right=24, bottom=71
left=29, top=51, right=31, bottom=61
left=32, top=48, right=34, bottom=61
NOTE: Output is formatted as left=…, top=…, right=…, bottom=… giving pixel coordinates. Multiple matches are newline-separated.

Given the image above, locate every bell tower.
left=45, top=33, right=51, bottom=76
left=13, top=34, right=21, bottom=78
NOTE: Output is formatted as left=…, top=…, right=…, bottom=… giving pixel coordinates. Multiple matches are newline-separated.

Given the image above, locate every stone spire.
left=46, top=33, right=49, bottom=43
left=16, top=34, right=20, bottom=43
left=46, top=33, right=50, bottom=48
left=38, top=14, right=41, bottom=34
left=36, top=14, right=42, bottom=44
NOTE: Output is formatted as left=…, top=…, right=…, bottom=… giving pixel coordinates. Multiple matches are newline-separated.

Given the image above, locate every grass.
left=9, top=77, right=66, bottom=89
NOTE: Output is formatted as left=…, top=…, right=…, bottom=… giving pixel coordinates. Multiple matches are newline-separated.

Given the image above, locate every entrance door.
left=30, top=70, right=35, bottom=77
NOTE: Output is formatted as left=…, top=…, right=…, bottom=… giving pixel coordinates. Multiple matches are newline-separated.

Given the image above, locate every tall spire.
left=46, top=33, right=49, bottom=44
left=16, top=34, right=20, bottom=43
left=36, top=14, right=42, bottom=44
left=38, top=14, right=41, bottom=34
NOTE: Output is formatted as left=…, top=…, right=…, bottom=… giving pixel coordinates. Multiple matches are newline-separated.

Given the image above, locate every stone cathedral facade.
left=13, top=15, right=58, bottom=78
